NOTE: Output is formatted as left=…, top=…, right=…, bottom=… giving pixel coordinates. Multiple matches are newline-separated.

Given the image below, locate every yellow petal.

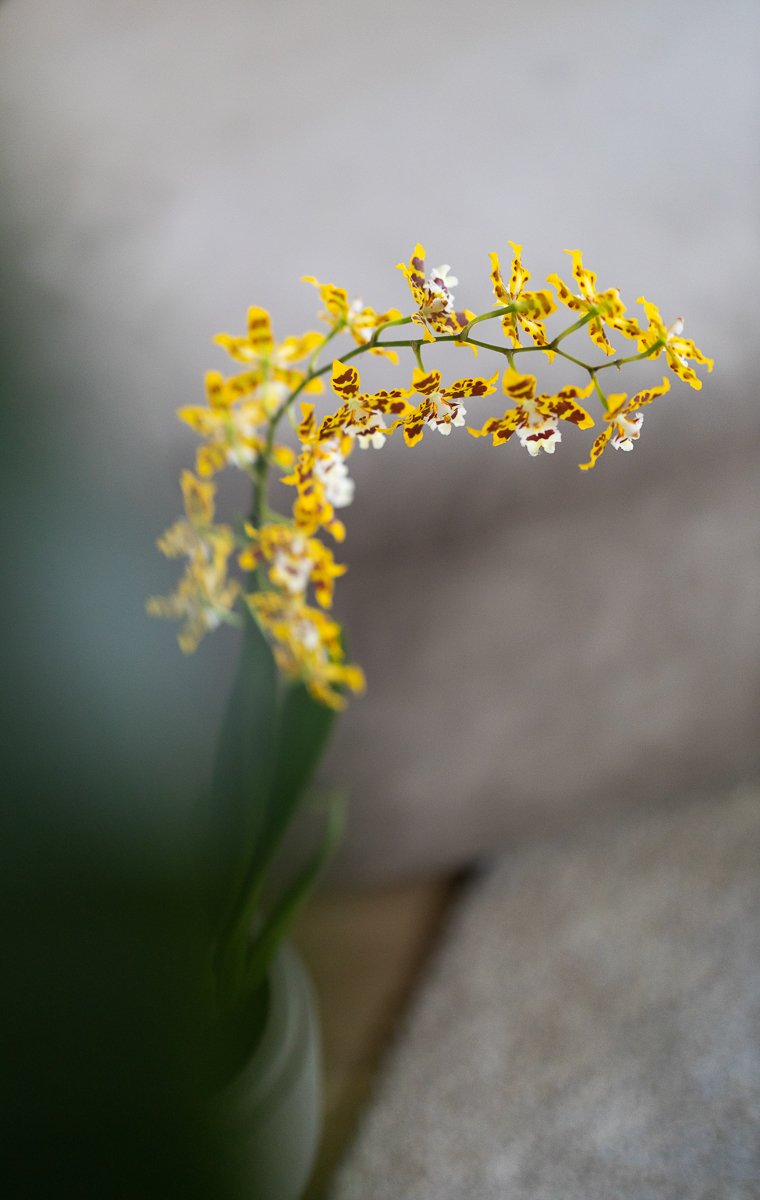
left=669, top=336, right=713, bottom=371
left=587, top=316, right=615, bottom=356
left=501, top=312, right=520, bottom=347
left=502, top=369, right=536, bottom=400
left=278, top=331, right=323, bottom=363
left=546, top=386, right=595, bottom=429
left=246, top=307, right=274, bottom=355
left=181, top=470, right=216, bottom=525
left=507, top=241, right=530, bottom=297
left=488, top=252, right=510, bottom=306
left=546, top=273, right=585, bottom=313
left=579, top=426, right=614, bottom=470
left=622, top=376, right=670, bottom=412
left=331, top=360, right=361, bottom=400
left=665, top=346, right=702, bottom=389
left=566, top=250, right=597, bottom=305
left=443, top=371, right=499, bottom=401
left=411, top=368, right=442, bottom=396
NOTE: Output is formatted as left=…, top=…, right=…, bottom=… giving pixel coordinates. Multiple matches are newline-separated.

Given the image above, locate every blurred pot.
left=216, top=943, right=322, bottom=1200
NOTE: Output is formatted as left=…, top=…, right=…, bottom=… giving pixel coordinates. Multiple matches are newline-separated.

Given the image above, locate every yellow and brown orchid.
left=146, top=471, right=240, bottom=653
left=636, top=298, right=713, bottom=389
left=469, top=369, right=594, bottom=456
left=302, top=275, right=402, bottom=362
left=314, top=361, right=414, bottom=449
left=547, top=250, right=641, bottom=357
left=239, top=522, right=346, bottom=609
left=396, top=244, right=474, bottom=343
left=246, top=591, right=364, bottom=710
left=489, top=245, right=557, bottom=357
left=579, top=376, right=671, bottom=469
left=400, top=368, right=499, bottom=447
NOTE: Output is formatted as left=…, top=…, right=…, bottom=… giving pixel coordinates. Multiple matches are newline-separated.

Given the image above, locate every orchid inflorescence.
left=148, top=243, right=712, bottom=708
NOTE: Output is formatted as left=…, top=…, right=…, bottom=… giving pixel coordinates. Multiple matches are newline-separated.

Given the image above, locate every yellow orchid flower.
left=247, top=591, right=365, bottom=711
left=401, top=368, right=499, bottom=447
left=469, top=369, right=594, bottom=456
left=177, top=368, right=295, bottom=477
left=489, top=246, right=557, bottom=358
left=579, top=377, right=671, bottom=470
left=146, top=473, right=240, bottom=653
left=546, top=250, right=642, bottom=357
left=281, top=440, right=348, bottom=542
left=213, top=306, right=325, bottom=406
left=302, top=276, right=402, bottom=363
left=154, top=470, right=234, bottom=558
left=636, top=298, right=713, bottom=389
left=239, top=522, right=346, bottom=609
left=146, top=546, right=241, bottom=655
left=316, top=361, right=415, bottom=449
left=396, top=244, right=474, bottom=343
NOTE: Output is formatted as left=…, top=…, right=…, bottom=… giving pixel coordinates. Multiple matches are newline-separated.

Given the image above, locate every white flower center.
left=314, top=442, right=356, bottom=506
left=429, top=265, right=458, bottom=290
left=666, top=317, right=684, bottom=339
left=273, top=543, right=314, bottom=595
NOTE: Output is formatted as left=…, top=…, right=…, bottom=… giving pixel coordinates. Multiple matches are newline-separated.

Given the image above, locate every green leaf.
left=252, top=681, right=337, bottom=884
left=203, top=610, right=279, bottom=927
left=219, top=679, right=338, bottom=937
left=245, top=795, right=344, bottom=993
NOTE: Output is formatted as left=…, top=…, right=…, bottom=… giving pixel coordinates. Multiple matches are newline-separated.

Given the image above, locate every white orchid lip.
left=313, top=441, right=356, bottom=505
left=420, top=279, right=453, bottom=317
left=426, top=392, right=467, bottom=434
left=272, top=543, right=314, bottom=595
left=517, top=418, right=561, bottom=456
left=429, top=264, right=458, bottom=290
left=610, top=411, right=643, bottom=451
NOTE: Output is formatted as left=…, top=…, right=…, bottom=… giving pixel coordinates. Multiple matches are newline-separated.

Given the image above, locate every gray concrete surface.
left=331, top=786, right=760, bottom=1199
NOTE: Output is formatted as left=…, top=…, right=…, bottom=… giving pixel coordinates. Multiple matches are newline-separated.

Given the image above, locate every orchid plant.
left=147, top=244, right=712, bottom=1073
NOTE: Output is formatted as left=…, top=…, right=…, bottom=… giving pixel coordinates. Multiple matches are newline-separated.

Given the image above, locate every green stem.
left=595, top=338, right=665, bottom=372
left=367, top=314, right=414, bottom=347
left=552, top=310, right=593, bottom=346
left=412, top=341, right=425, bottom=371
left=459, top=305, right=514, bottom=341
left=308, top=322, right=345, bottom=375
left=591, top=371, right=609, bottom=412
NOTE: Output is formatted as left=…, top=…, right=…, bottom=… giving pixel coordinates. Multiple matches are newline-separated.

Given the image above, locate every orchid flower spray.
left=147, top=244, right=712, bottom=1052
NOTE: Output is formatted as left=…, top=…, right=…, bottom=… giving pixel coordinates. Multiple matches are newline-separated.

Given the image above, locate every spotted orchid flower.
left=400, top=368, right=499, bottom=447
left=635, top=298, right=713, bottom=389
left=312, top=361, right=414, bottom=450
left=146, top=472, right=240, bottom=653
left=489, top=246, right=557, bottom=358
left=247, top=591, right=365, bottom=710
left=177, top=370, right=295, bottom=477
left=176, top=369, right=291, bottom=477
left=396, top=244, right=474, bottom=343
left=302, top=276, right=402, bottom=362
left=282, top=445, right=345, bottom=541
left=312, top=438, right=355, bottom=509
left=469, top=369, right=594, bottom=456
left=547, top=250, right=642, bottom=357
left=153, top=470, right=234, bottom=561
left=579, top=377, right=671, bottom=470
left=239, top=522, right=346, bottom=609
left=213, top=306, right=325, bottom=419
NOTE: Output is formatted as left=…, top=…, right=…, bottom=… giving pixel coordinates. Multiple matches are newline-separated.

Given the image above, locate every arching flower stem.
left=250, top=318, right=676, bottom=536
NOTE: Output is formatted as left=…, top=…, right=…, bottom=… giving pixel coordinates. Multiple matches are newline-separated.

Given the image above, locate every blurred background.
left=1, top=0, right=758, bottom=1194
